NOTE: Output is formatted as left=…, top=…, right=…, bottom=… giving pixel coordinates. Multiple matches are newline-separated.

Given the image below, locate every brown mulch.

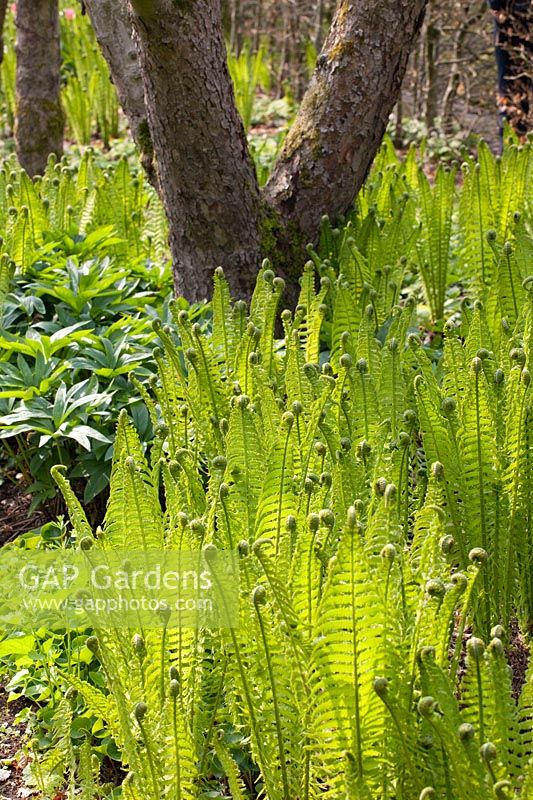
left=0, top=480, right=48, bottom=548
left=0, top=683, right=33, bottom=800
left=249, top=122, right=284, bottom=137
left=0, top=480, right=42, bottom=799
left=0, top=481, right=94, bottom=799
left=508, top=618, right=531, bottom=700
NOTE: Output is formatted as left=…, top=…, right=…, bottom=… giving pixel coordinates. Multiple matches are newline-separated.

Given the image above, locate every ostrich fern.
left=15, top=133, right=531, bottom=799
left=48, top=251, right=533, bottom=798
left=0, top=150, right=168, bottom=272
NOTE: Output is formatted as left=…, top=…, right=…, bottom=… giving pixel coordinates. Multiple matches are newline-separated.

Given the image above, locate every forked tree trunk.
left=15, top=0, right=63, bottom=177
left=128, top=0, right=263, bottom=300
left=106, top=0, right=427, bottom=301
left=82, top=0, right=156, bottom=184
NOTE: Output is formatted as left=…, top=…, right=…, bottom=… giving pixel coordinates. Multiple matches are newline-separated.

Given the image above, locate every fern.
left=35, top=137, right=533, bottom=798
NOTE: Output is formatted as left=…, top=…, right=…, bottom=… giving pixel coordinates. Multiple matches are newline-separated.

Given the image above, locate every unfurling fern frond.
left=33, top=138, right=533, bottom=800
left=310, top=507, right=392, bottom=797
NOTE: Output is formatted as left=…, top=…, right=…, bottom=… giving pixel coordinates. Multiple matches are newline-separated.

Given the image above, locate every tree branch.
left=264, top=0, right=428, bottom=251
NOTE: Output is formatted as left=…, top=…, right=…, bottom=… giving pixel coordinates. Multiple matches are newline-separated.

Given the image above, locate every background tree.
left=402, top=0, right=531, bottom=144
left=221, top=0, right=336, bottom=94
left=103, top=0, right=428, bottom=302
left=14, top=0, right=63, bottom=177
left=487, top=0, right=532, bottom=140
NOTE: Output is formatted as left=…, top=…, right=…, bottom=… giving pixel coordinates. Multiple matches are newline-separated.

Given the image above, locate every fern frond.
left=310, top=508, right=390, bottom=796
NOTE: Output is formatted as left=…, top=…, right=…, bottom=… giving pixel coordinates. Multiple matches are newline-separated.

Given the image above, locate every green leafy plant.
left=60, top=6, right=120, bottom=148
left=0, top=149, right=169, bottom=274
left=61, top=4, right=121, bottom=141
left=0, top=377, right=114, bottom=504
left=0, top=146, right=175, bottom=509
left=0, top=229, right=173, bottom=510
left=40, top=239, right=533, bottom=797
left=62, top=77, right=93, bottom=146
left=228, top=42, right=272, bottom=133
left=0, top=131, right=531, bottom=799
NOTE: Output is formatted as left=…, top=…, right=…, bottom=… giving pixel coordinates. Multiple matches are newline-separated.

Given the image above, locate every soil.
left=0, top=479, right=49, bottom=548
left=454, top=622, right=530, bottom=702
left=0, top=472, right=106, bottom=547
left=0, top=684, right=33, bottom=800
left=508, top=618, right=531, bottom=700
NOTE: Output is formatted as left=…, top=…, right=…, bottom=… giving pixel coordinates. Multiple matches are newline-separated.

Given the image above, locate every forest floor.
left=0, top=685, right=31, bottom=800
left=0, top=481, right=47, bottom=548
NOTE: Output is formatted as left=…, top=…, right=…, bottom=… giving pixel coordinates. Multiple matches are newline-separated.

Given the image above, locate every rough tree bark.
left=15, top=0, right=63, bottom=177
left=106, top=0, right=427, bottom=301
left=265, top=0, right=428, bottom=270
left=82, top=0, right=155, bottom=184
left=128, top=0, right=263, bottom=301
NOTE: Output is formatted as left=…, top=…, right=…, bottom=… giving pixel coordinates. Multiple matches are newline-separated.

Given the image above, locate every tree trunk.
left=393, top=95, right=404, bottom=149
left=229, top=0, right=238, bottom=54
left=253, top=0, right=263, bottom=52
left=99, top=0, right=427, bottom=302
left=264, top=0, right=427, bottom=259
left=15, top=0, right=63, bottom=177
left=424, top=21, right=440, bottom=131
left=488, top=0, right=533, bottom=140
left=82, top=0, right=155, bottom=184
left=127, top=0, right=263, bottom=301
left=440, top=1, right=486, bottom=136
left=314, top=0, right=325, bottom=52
